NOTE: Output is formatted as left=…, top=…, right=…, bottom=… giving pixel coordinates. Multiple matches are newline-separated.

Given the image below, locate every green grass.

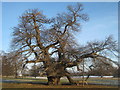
left=2, top=83, right=118, bottom=88
left=2, top=76, right=119, bottom=88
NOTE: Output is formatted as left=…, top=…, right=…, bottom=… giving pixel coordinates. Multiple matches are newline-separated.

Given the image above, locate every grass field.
left=1, top=76, right=119, bottom=88
left=2, top=83, right=118, bottom=88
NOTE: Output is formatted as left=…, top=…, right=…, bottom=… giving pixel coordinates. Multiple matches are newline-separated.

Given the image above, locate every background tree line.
left=1, top=50, right=119, bottom=78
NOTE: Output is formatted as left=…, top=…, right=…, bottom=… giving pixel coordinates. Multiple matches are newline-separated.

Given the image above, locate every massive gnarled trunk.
left=47, top=73, right=76, bottom=85
left=47, top=76, right=61, bottom=85
left=45, top=62, right=63, bottom=85
left=45, top=63, right=76, bottom=85
left=46, top=73, right=77, bottom=85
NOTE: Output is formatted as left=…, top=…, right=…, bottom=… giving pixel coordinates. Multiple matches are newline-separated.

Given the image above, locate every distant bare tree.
left=1, top=51, right=22, bottom=78
left=11, top=3, right=118, bottom=85
left=2, top=52, right=14, bottom=77
left=85, top=60, right=115, bottom=81
left=10, top=51, right=23, bottom=78
left=29, top=64, right=37, bottom=77
left=0, top=51, right=2, bottom=75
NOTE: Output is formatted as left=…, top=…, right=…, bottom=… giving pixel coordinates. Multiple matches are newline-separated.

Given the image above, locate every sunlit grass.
left=2, top=83, right=118, bottom=88
left=2, top=76, right=119, bottom=88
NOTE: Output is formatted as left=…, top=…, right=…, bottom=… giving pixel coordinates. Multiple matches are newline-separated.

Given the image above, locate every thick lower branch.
left=26, top=59, right=45, bottom=63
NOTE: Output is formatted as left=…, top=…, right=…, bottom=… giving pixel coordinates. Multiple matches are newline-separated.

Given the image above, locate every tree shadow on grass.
left=2, top=79, right=74, bottom=86
left=2, top=79, right=48, bottom=85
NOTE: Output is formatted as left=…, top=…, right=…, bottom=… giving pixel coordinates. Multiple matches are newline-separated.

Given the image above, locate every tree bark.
left=14, top=73, right=18, bottom=78
left=47, top=76, right=61, bottom=85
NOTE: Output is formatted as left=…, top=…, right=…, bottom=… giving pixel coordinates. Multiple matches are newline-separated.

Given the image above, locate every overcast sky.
left=1, top=2, right=118, bottom=52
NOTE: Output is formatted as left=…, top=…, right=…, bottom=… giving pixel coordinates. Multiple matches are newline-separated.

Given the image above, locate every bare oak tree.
left=11, top=3, right=118, bottom=85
